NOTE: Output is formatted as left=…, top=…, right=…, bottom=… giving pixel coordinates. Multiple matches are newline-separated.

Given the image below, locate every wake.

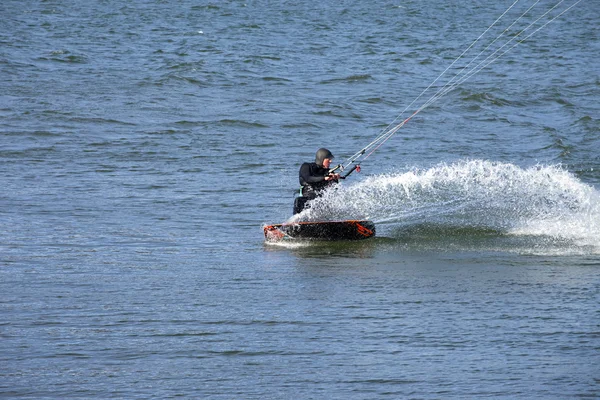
left=298, top=160, right=600, bottom=255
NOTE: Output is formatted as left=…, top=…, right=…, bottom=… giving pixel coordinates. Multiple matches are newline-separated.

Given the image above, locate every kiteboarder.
left=293, top=148, right=340, bottom=214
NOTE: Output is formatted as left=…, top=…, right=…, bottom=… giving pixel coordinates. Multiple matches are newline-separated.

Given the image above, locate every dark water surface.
left=1, top=1, right=599, bottom=398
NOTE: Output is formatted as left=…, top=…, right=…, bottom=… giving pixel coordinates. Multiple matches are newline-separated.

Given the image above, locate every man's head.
left=315, top=148, right=334, bottom=168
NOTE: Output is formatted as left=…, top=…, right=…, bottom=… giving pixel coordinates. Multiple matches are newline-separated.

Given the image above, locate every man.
left=293, top=148, right=340, bottom=214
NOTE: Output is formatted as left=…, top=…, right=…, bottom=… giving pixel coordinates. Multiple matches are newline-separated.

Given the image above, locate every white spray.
left=298, top=160, right=600, bottom=254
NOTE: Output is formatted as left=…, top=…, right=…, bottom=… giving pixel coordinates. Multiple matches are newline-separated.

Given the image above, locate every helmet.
left=315, top=148, right=334, bottom=167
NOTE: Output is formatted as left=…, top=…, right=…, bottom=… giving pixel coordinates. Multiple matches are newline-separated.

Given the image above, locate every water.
left=300, top=160, right=600, bottom=255
left=1, top=0, right=599, bottom=398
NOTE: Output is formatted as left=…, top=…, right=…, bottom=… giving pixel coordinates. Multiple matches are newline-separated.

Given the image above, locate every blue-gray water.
left=1, top=1, right=599, bottom=398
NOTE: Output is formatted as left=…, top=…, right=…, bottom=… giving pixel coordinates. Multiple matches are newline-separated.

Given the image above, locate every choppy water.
left=1, top=1, right=599, bottom=398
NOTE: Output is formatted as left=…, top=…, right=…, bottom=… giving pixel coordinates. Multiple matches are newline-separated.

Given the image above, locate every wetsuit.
left=293, top=148, right=337, bottom=214
left=299, top=162, right=332, bottom=199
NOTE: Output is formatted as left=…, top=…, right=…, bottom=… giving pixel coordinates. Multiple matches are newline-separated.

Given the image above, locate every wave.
left=319, top=74, right=373, bottom=84
left=38, top=50, right=89, bottom=64
left=459, top=90, right=515, bottom=107
left=297, top=159, right=600, bottom=255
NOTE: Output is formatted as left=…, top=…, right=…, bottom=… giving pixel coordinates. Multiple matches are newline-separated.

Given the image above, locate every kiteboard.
left=264, top=220, right=375, bottom=242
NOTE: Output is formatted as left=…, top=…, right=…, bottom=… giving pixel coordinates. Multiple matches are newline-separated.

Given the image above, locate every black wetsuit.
left=299, top=162, right=331, bottom=199
left=294, top=162, right=335, bottom=214
left=293, top=148, right=337, bottom=214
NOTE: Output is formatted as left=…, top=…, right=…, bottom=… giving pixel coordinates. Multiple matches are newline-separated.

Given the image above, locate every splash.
left=298, top=159, right=600, bottom=254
